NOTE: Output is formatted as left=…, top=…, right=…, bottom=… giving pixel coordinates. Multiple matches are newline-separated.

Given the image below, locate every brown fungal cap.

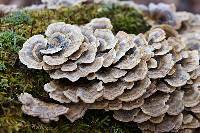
left=148, top=28, right=166, bottom=43
left=114, top=47, right=143, bottom=70
left=166, top=90, right=184, bottom=115
left=141, top=93, right=170, bottom=117
left=123, top=60, right=148, bottom=82
left=156, top=82, right=176, bottom=93
left=165, top=64, right=190, bottom=87
left=155, top=114, right=183, bottom=132
left=88, top=68, right=127, bottom=83
left=181, top=50, right=199, bottom=72
left=113, top=31, right=135, bottom=63
left=19, top=35, right=47, bottom=69
left=133, top=110, right=151, bottom=123
left=94, top=29, right=117, bottom=51
left=44, top=81, right=71, bottom=103
left=84, top=17, right=113, bottom=31
left=19, top=21, right=85, bottom=70
left=103, top=81, right=134, bottom=100
left=18, top=93, right=68, bottom=123
left=113, top=109, right=140, bottom=122
left=149, top=114, right=165, bottom=124
left=147, top=58, right=157, bottom=69
left=49, top=57, right=104, bottom=81
left=65, top=103, right=88, bottom=122
left=122, top=98, right=144, bottom=110
left=142, top=3, right=178, bottom=29
left=147, top=54, right=174, bottom=79
left=183, top=87, right=200, bottom=108
left=118, top=77, right=151, bottom=102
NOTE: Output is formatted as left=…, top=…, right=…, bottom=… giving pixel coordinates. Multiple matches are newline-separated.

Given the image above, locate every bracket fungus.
left=18, top=17, right=200, bottom=132
left=141, top=3, right=178, bottom=29
left=18, top=93, right=69, bottom=123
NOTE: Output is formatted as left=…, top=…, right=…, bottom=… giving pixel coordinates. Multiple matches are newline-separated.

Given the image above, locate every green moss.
left=1, top=11, right=33, bottom=26
left=0, top=31, right=26, bottom=53
left=1, top=4, right=150, bottom=38
left=0, top=61, right=6, bottom=71
left=0, top=31, right=50, bottom=132
left=0, top=4, right=149, bottom=132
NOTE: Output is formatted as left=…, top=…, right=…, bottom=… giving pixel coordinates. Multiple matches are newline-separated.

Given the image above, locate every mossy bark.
left=0, top=4, right=149, bottom=133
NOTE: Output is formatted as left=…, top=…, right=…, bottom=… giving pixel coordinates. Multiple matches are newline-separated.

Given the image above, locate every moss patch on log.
left=0, top=4, right=149, bottom=133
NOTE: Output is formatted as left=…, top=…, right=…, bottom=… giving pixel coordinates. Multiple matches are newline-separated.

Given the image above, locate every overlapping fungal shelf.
left=18, top=17, right=200, bottom=132
left=140, top=2, right=200, bottom=59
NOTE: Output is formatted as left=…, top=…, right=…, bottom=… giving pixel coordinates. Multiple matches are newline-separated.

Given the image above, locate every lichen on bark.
left=0, top=3, right=149, bottom=132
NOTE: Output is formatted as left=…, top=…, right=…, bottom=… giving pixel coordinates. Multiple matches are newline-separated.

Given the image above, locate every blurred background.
left=0, top=0, right=199, bottom=13
left=134, top=0, right=200, bottom=13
